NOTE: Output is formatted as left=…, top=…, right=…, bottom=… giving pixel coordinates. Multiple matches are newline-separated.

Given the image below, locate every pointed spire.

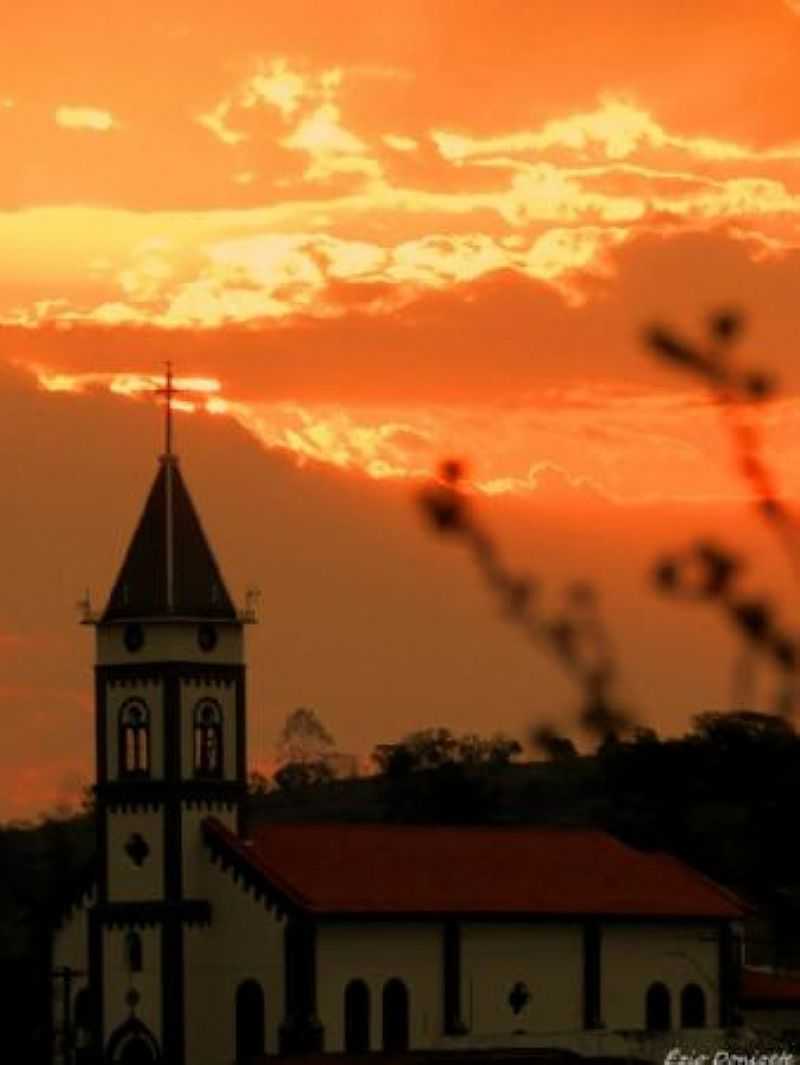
left=102, top=459, right=237, bottom=622
left=102, top=366, right=237, bottom=622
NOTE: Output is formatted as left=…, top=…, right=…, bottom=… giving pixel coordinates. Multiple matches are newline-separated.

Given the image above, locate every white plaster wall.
left=317, top=922, right=442, bottom=1051
left=602, top=922, right=719, bottom=1031
left=53, top=898, right=90, bottom=974
left=183, top=858, right=285, bottom=1065
left=107, top=810, right=164, bottom=900
left=98, top=623, right=243, bottom=667
left=102, top=925, right=161, bottom=1047
left=179, top=678, right=238, bottom=780
left=105, top=680, right=164, bottom=781
left=461, top=922, right=583, bottom=1036
left=181, top=804, right=237, bottom=899
left=52, top=899, right=92, bottom=1065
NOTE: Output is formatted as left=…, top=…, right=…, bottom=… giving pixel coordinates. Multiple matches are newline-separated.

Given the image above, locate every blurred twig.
left=645, top=311, right=800, bottom=715
left=653, top=540, right=798, bottom=714
left=418, top=461, right=634, bottom=753
left=645, top=310, right=800, bottom=579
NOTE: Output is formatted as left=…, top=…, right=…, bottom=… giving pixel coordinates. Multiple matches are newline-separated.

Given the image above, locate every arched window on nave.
left=680, top=982, right=706, bottom=1028
left=235, top=979, right=265, bottom=1061
left=645, top=981, right=672, bottom=1031
left=382, top=978, right=409, bottom=1053
left=344, top=979, right=370, bottom=1053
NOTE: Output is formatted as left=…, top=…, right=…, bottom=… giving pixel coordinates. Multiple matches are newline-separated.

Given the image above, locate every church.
left=53, top=398, right=748, bottom=1064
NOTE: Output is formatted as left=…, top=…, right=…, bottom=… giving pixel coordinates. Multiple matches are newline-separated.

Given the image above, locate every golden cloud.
left=195, top=98, right=248, bottom=146
left=54, top=106, right=117, bottom=132
left=432, top=98, right=800, bottom=166
left=25, top=366, right=799, bottom=504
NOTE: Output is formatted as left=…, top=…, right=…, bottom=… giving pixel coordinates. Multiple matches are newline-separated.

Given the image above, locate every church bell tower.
left=87, top=369, right=252, bottom=1063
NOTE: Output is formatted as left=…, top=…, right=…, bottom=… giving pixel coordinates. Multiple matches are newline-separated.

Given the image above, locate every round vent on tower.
left=197, top=624, right=218, bottom=652
left=123, top=623, right=144, bottom=653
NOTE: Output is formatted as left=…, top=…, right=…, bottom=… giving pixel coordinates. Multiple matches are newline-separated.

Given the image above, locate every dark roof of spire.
left=102, top=458, right=237, bottom=622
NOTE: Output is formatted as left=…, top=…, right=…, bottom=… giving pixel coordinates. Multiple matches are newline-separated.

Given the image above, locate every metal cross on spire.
left=155, top=362, right=185, bottom=459
left=153, top=362, right=184, bottom=611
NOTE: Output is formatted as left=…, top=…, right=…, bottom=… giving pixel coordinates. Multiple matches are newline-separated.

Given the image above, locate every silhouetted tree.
left=372, top=727, right=521, bottom=774
left=276, top=707, right=335, bottom=767
left=273, top=759, right=335, bottom=792
left=247, top=770, right=273, bottom=796
left=372, top=727, right=522, bottom=823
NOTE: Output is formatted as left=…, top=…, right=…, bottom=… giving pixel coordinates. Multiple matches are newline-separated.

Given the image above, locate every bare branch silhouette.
left=644, top=310, right=800, bottom=578
left=418, top=461, right=634, bottom=752
left=653, top=540, right=798, bottom=714
left=645, top=311, right=800, bottom=715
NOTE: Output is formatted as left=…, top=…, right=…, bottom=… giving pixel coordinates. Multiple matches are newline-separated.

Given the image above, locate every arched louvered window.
left=382, top=978, right=409, bottom=1052
left=126, top=931, right=143, bottom=973
left=119, top=700, right=150, bottom=777
left=344, top=979, right=370, bottom=1053
left=645, top=981, right=672, bottom=1031
left=235, top=979, right=265, bottom=1061
left=194, top=700, right=223, bottom=778
left=681, top=982, right=706, bottom=1028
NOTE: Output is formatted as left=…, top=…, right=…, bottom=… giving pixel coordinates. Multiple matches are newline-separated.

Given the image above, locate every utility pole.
left=51, top=965, right=85, bottom=1065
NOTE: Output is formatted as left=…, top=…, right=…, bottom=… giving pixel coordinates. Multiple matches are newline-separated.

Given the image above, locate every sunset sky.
left=4, top=1, right=800, bottom=819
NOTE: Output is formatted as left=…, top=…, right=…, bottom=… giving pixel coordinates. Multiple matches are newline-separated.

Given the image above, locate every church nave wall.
left=460, top=922, right=583, bottom=1036
left=183, top=854, right=285, bottom=1064
left=182, top=805, right=237, bottom=897
left=317, top=921, right=442, bottom=1051
left=601, top=921, right=719, bottom=1030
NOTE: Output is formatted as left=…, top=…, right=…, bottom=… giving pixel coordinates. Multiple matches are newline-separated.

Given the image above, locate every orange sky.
left=3, top=2, right=800, bottom=819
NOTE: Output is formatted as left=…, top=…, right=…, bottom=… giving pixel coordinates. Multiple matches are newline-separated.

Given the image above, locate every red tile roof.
left=741, top=967, right=800, bottom=1006
left=202, top=819, right=745, bottom=919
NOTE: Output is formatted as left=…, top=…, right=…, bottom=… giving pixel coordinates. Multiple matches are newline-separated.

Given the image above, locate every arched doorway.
left=119, top=1038, right=157, bottom=1065
left=105, top=1018, right=161, bottom=1064
left=344, top=979, right=370, bottom=1053
left=236, top=979, right=266, bottom=1061
left=681, top=983, right=706, bottom=1028
left=645, top=981, right=672, bottom=1031
left=382, top=979, right=409, bottom=1053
